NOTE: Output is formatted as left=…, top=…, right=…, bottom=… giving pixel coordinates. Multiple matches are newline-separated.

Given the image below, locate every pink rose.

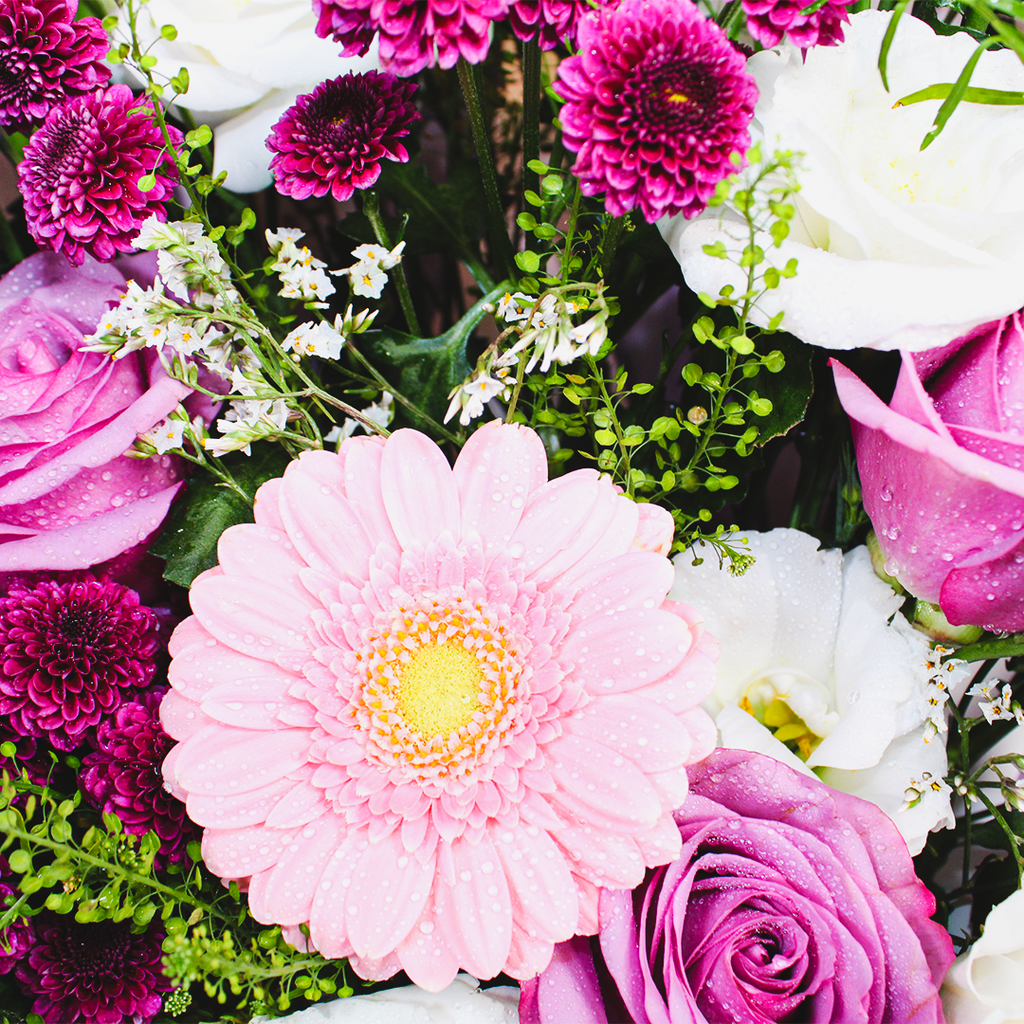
left=522, top=749, right=953, bottom=1024
left=0, top=252, right=190, bottom=572
left=833, top=314, right=1024, bottom=631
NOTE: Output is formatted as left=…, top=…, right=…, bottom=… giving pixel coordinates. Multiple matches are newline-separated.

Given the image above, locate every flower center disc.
left=398, top=641, right=483, bottom=737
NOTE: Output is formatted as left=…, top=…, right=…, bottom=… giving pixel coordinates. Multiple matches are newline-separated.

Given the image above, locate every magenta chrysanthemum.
left=161, top=422, right=718, bottom=990
left=313, top=0, right=508, bottom=76
left=554, top=0, right=757, bottom=223
left=16, top=914, right=169, bottom=1024
left=17, top=84, right=181, bottom=266
left=267, top=71, right=420, bottom=202
left=0, top=577, right=161, bottom=751
left=508, top=0, right=582, bottom=50
left=742, top=0, right=856, bottom=48
left=80, top=690, right=199, bottom=868
left=0, top=0, right=109, bottom=128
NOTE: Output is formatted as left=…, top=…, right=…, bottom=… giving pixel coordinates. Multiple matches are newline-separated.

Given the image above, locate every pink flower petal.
left=396, top=908, right=462, bottom=992
left=452, top=420, right=548, bottom=557
left=381, top=429, right=461, bottom=548
left=173, top=726, right=310, bottom=795
left=251, top=811, right=348, bottom=925
left=345, top=827, right=437, bottom=958
left=341, top=437, right=399, bottom=550
left=433, top=834, right=513, bottom=981
left=185, top=776, right=297, bottom=830
left=202, top=823, right=297, bottom=879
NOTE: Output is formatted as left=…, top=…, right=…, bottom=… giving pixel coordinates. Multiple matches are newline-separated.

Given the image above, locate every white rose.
left=943, top=888, right=1024, bottom=1024
left=660, top=10, right=1024, bottom=352
left=670, top=528, right=964, bottom=855
left=252, top=976, right=520, bottom=1023
left=124, top=0, right=378, bottom=193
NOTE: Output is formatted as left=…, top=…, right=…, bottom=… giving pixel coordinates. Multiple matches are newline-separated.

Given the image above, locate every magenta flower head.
left=554, top=0, right=757, bottom=224
left=80, top=690, right=199, bottom=869
left=16, top=914, right=169, bottom=1024
left=522, top=749, right=954, bottom=1024
left=161, top=422, right=718, bottom=990
left=508, top=0, right=582, bottom=50
left=742, top=0, right=857, bottom=49
left=313, top=0, right=507, bottom=77
left=18, top=84, right=181, bottom=266
left=834, top=313, right=1024, bottom=633
left=267, top=71, right=420, bottom=202
left=0, top=576, right=161, bottom=751
left=0, top=0, right=110, bottom=128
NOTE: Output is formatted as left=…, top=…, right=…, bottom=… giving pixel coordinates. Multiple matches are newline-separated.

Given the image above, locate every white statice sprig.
left=968, top=681, right=1024, bottom=726
left=324, top=392, right=395, bottom=445
left=337, top=241, right=406, bottom=299
left=266, top=228, right=337, bottom=307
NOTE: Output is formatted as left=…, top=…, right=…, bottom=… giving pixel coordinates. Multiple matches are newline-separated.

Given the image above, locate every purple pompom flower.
left=508, top=0, right=583, bottom=50
left=16, top=914, right=169, bottom=1024
left=17, top=84, right=181, bottom=266
left=554, top=0, right=757, bottom=223
left=742, top=0, right=857, bottom=49
left=79, top=690, right=199, bottom=868
left=0, top=576, right=161, bottom=751
left=0, top=0, right=110, bottom=129
left=313, top=0, right=507, bottom=77
left=267, top=71, right=420, bottom=202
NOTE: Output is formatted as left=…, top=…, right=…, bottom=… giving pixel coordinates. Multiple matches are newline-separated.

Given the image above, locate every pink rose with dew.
left=521, top=749, right=954, bottom=1024
left=161, top=421, right=718, bottom=990
left=834, top=313, right=1024, bottom=632
left=0, top=252, right=190, bottom=573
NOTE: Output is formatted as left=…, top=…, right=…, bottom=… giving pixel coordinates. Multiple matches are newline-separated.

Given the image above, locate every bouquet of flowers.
left=1, top=0, right=1023, bottom=1020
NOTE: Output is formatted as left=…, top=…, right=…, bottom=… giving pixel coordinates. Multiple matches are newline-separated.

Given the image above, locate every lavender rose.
left=0, top=252, right=190, bottom=572
left=521, top=749, right=953, bottom=1024
left=834, top=312, right=1024, bottom=632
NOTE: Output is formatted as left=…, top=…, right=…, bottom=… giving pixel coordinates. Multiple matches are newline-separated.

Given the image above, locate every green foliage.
left=150, top=445, right=291, bottom=587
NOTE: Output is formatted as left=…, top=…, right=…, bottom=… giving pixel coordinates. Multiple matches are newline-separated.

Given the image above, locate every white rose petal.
left=660, top=10, right=1024, bottom=351
left=251, top=976, right=520, bottom=1024
left=943, top=888, right=1024, bottom=1024
left=670, top=528, right=960, bottom=854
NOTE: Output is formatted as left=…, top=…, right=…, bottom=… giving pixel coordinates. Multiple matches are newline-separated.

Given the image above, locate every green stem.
left=716, top=0, right=746, bottom=37
left=600, top=214, right=629, bottom=278
left=522, top=39, right=542, bottom=198
left=0, top=203, right=24, bottom=265
left=362, top=191, right=422, bottom=337
left=0, top=129, right=20, bottom=168
left=457, top=58, right=517, bottom=281
left=585, top=353, right=633, bottom=493
left=344, top=342, right=461, bottom=444
left=505, top=350, right=529, bottom=422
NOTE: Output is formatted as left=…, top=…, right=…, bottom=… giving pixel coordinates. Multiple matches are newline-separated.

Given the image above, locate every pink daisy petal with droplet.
left=162, top=420, right=717, bottom=990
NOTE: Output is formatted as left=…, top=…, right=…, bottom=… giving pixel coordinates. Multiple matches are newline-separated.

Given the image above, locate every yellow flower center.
left=398, top=641, right=483, bottom=737
left=666, top=90, right=690, bottom=104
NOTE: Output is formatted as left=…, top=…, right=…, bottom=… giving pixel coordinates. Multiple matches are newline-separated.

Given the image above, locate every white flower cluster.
left=497, top=289, right=609, bottom=374
left=968, top=680, right=1024, bottom=726
left=920, top=644, right=958, bottom=742
left=445, top=365, right=512, bottom=427
left=340, top=242, right=406, bottom=299
left=324, top=391, right=395, bottom=445
left=266, top=228, right=336, bottom=306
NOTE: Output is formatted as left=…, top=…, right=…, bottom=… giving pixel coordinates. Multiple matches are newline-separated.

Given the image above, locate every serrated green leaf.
left=149, top=445, right=291, bottom=587
left=364, top=283, right=510, bottom=429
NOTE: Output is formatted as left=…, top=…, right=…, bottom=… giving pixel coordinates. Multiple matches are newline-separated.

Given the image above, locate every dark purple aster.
left=80, top=689, right=199, bottom=869
left=508, top=0, right=583, bottom=50
left=16, top=914, right=169, bottom=1024
left=267, top=71, right=420, bottom=202
left=0, top=576, right=161, bottom=751
left=0, top=879, right=34, bottom=975
left=0, top=0, right=109, bottom=129
left=17, top=84, right=182, bottom=266
left=742, top=0, right=857, bottom=48
left=554, top=0, right=757, bottom=223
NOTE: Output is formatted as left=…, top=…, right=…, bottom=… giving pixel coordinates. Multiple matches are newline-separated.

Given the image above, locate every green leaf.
left=878, top=0, right=911, bottom=92
left=7, top=850, right=30, bottom=874
left=149, top=445, right=291, bottom=588
left=746, top=332, right=813, bottom=446
left=527, top=159, right=548, bottom=174
left=896, top=82, right=1024, bottom=107
left=137, top=173, right=157, bottom=193
left=917, top=39, right=1000, bottom=150
left=702, top=241, right=727, bottom=259
left=160, top=23, right=178, bottom=39
left=944, top=632, right=1024, bottom=663
left=139, top=54, right=158, bottom=70
left=516, top=212, right=537, bottom=229
left=364, top=282, right=511, bottom=428
left=515, top=251, right=540, bottom=273
left=594, top=429, right=617, bottom=447
left=102, top=13, right=119, bottom=29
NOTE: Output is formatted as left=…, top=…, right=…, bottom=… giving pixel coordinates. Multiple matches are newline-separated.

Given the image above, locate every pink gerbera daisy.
left=554, top=0, right=757, bottom=223
left=161, top=421, right=717, bottom=990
